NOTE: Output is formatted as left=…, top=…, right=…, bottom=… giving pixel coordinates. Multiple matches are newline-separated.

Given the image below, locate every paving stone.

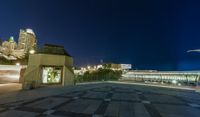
left=134, top=103, right=151, bottom=117
left=188, top=103, right=200, bottom=108
left=25, top=97, right=69, bottom=109
left=104, top=98, right=111, bottom=102
left=92, top=88, right=111, bottom=92
left=183, top=98, right=200, bottom=105
left=16, top=106, right=46, bottom=113
left=176, top=92, right=200, bottom=100
left=0, top=110, right=39, bottom=117
left=0, top=107, right=6, bottom=112
left=115, top=88, right=135, bottom=93
left=82, top=92, right=107, bottom=99
left=112, top=93, right=140, bottom=101
left=45, top=115, right=69, bottom=117
left=145, top=94, right=185, bottom=104
left=61, top=92, right=82, bottom=97
left=137, top=92, right=143, bottom=95
left=105, top=101, right=149, bottom=117
left=9, top=106, right=19, bottom=110
left=72, top=96, right=79, bottom=100
left=58, top=99, right=102, bottom=114
left=43, top=109, right=56, bottom=115
left=104, top=101, right=120, bottom=117
left=2, top=100, right=27, bottom=107
left=141, top=100, right=151, bottom=104
left=154, top=104, right=200, bottom=117
left=119, top=102, right=134, bottom=117
left=2, top=83, right=200, bottom=117
left=92, top=114, right=103, bottom=117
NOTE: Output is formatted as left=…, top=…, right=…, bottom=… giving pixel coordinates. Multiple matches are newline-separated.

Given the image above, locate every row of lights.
left=79, top=65, right=103, bottom=72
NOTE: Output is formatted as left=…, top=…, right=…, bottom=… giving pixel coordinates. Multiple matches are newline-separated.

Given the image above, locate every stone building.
left=22, top=44, right=74, bottom=89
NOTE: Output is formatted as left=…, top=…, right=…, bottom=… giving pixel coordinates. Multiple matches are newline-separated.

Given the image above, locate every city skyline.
left=1, top=0, right=200, bottom=70
left=0, top=28, right=37, bottom=60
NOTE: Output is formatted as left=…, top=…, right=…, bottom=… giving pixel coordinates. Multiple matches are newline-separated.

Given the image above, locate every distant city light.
left=178, top=83, right=181, bottom=86
left=172, top=80, right=177, bottom=84
left=97, top=65, right=103, bottom=69
left=87, top=65, right=91, bottom=69
left=29, top=49, right=35, bottom=54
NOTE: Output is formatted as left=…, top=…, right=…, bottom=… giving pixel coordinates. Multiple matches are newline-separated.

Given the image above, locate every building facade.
left=18, top=29, right=37, bottom=52
left=0, top=36, right=17, bottom=56
left=0, top=28, right=37, bottom=60
left=22, top=44, right=74, bottom=89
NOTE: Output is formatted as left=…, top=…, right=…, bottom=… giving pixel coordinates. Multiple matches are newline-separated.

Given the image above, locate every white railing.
left=122, top=71, right=200, bottom=83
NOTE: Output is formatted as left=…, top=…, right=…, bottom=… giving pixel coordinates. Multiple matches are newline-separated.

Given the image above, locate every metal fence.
left=122, top=71, right=200, bottom=85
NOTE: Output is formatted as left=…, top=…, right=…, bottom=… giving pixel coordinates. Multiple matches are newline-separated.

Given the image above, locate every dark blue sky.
left=1, top=0, right=200, bottom=70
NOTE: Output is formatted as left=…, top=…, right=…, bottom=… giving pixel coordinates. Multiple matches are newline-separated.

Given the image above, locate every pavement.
left=0, top=83, right=22, bottom=95
left=0, top=82, right=200, bottom=117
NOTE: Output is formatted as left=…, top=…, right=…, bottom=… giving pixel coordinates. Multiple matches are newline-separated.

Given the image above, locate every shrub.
left=75, top=68, right=122, bottom=83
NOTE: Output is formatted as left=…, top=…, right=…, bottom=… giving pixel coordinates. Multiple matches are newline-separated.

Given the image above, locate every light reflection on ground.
left=0, top=65, right=22, bottom=83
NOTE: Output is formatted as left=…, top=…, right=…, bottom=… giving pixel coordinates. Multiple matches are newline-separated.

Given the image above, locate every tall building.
left=18, top=28, right=37, bottom=52
left=1, top=36, right=17, bottom=55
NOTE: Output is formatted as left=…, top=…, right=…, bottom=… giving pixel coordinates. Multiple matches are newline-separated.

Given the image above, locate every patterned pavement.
left=0, top=83, right=200, bottom=117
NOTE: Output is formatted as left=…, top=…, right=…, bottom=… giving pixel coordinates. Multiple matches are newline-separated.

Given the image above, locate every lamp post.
left=29, top=49, right=35, bottom=54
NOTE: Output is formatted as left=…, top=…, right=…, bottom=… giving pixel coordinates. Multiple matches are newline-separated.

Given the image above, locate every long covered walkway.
left=122, top=70, right=200, bottom=85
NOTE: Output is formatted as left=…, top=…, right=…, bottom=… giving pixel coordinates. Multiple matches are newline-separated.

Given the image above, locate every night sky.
left=1, top=0, right=200, bottom=70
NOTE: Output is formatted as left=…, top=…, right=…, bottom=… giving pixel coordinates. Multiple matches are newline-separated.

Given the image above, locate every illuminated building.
left=102, top=63, right=132, bottom=70
left=2, top=37, right=17, bottom=50
left=0, top=28, right=37, bottom=60
left=22, top=44, right=74, bottom=89
left=18, top=28, right=37, bottom=52
left=0, top=36, right=17, bottom=56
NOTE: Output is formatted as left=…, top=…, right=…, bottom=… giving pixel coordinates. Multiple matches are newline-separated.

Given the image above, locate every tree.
left=102, top=63, right=112, bottom=69
left=74, top=68, right=122, bottom=83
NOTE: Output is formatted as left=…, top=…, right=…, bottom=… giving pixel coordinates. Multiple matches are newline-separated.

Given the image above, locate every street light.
left=87, top=65, right=91, bottom=69
left=16, top=62, right=20, bottom=66
left=29, top=49, right=35, bottom=54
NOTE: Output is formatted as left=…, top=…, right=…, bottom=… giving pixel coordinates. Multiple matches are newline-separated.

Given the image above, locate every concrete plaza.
left=0, top=82, right=200, bottom=117
left=0, top=83, right=21, bottom=95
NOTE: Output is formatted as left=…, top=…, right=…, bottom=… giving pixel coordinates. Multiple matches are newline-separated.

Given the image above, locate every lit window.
left=42, top=66, right=62, bottom=84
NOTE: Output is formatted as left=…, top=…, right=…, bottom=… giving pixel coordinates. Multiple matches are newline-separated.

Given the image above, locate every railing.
left=122, top=71, right=200, bottom=85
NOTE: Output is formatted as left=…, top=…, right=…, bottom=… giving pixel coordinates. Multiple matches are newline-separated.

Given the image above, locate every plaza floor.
left=0, top=83, right=200, bottom=117
left=0, top=83, right=21, bottom=95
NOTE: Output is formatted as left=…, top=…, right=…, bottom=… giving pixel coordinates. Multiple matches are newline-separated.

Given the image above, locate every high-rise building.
left=18, top=28, right=37, bottom=52
left=1, top=36, right=17, bottom=55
